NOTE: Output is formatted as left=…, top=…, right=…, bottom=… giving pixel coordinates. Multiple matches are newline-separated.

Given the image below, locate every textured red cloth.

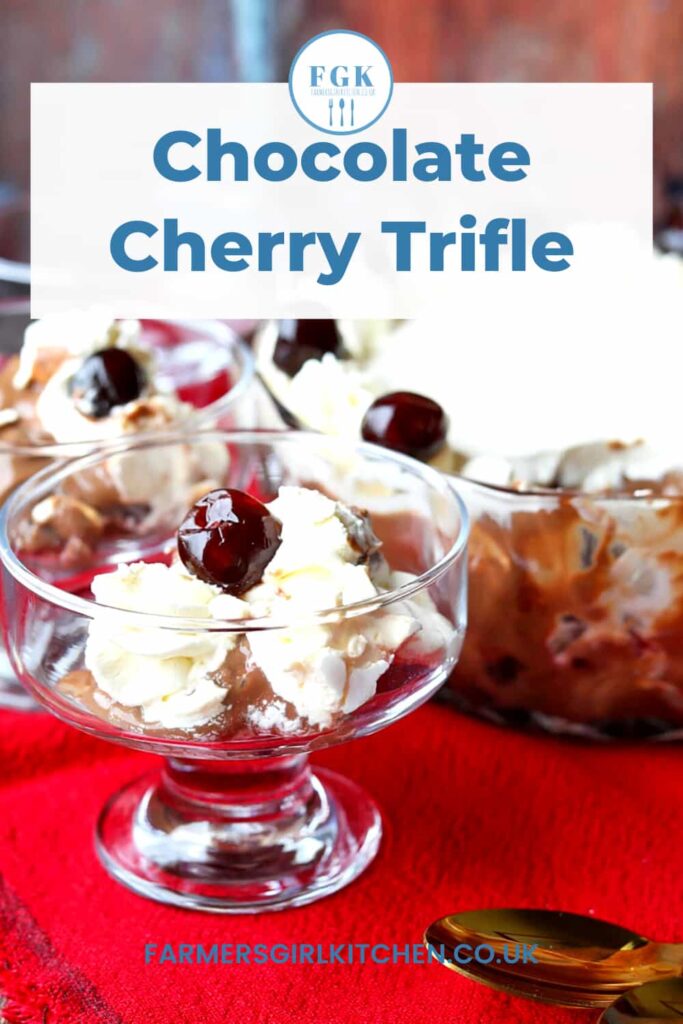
left=0, top=702, right=681, bottom=1024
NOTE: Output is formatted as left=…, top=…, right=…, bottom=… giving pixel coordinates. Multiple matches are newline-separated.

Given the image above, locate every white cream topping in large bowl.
left=256, top=256, right=683, bottom=493
left=84, top=486, right=451, bottom=731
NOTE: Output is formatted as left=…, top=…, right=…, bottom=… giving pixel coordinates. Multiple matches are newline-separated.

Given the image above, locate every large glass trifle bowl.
left=449, top=478, right=683, bottom=740
left=0, top=306, right=254, bottom=708
left=254, top=316, right=683, bottom=740
left=0, top=430, right=468, bottom=912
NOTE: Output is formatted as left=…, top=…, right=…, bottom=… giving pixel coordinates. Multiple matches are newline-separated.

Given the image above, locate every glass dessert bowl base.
left=95, top=753, right=382, bottom=913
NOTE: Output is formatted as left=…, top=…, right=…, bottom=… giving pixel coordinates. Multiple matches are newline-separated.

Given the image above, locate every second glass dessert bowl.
left=0, top=310, right=254, bottom=708
left=0, top=430, right=468, bottom=912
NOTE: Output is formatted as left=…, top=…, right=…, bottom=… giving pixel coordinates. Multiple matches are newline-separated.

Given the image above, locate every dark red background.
left=1, top=0, right=683, bottom=221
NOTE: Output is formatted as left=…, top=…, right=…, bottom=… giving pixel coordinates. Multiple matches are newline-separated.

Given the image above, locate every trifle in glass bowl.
left=256, top=315, right=683, bottom=739
left=0, top=304, right=254, bottom=708
left=0, top=430, right=467, bottom=911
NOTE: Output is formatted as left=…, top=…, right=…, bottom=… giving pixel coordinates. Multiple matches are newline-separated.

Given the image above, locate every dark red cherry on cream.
left=273, top=319, right=343, bottom=378
left=69, top=348, right=147, bottom=419
left=361, top=391, right=449, bottom=461
left=178, top=489, right=282, bottom=595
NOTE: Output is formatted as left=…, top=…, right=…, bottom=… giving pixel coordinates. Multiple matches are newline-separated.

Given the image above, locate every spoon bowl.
left=431, top=950, right=622, bottom=1008
left=425, top=909, right=682, bottom=1008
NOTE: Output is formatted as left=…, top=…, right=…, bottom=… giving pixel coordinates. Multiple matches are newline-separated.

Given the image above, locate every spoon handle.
left=649, top=943, right=683, bottom=971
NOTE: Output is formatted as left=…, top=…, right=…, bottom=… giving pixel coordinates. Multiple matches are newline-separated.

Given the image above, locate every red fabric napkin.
left=1, top=700, right=681, bottom=1024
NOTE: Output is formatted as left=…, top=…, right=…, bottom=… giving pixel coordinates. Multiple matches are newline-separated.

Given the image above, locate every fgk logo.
left=309, top=65, right=374, bottom=89
left=289, top=30, right=393, bottom=136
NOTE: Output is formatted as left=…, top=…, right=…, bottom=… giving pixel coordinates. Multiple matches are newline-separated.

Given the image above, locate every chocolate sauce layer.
left=449, top=494, right=683, bottom=734
left=59, top=641, right=304, bottom=741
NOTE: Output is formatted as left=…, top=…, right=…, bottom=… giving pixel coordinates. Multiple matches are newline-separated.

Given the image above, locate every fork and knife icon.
left=328, top=97, right=354, bottom=128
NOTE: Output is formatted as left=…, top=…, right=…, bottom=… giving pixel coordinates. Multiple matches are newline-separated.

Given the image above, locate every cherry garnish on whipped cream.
left=68, top=348, right=147, bottom=419
left=178, top=489, right=283, bottom=595
left=273, top=319, right=343, bottom=378
left=361, top=391, right=449, bottom=461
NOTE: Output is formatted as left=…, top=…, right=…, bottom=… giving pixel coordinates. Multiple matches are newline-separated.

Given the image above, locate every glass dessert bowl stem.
left=97, top=752, right=382, bottom=912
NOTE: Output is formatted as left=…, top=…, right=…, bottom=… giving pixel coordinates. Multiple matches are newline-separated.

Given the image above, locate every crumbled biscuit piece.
left=121, top=397, right=175, bottom=430
left=31, top=494, right=104, bottom=544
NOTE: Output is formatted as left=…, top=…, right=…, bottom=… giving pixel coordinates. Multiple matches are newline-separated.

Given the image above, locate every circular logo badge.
left=289, top=30, right=394, bottom=136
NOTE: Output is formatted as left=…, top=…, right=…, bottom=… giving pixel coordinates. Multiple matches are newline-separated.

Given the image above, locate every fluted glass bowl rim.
left=0, top=309, right=255, bottom=456
left=0, top=428, right=469, bottom=633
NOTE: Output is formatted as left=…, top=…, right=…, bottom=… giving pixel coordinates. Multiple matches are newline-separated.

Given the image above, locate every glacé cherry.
left=178, top=489, right=282, bottom=594
left=69, top=348, right=147, bottom=419
left=273, top=319, right=343, bottom=378
left=361, top=391, right=449, bottom=461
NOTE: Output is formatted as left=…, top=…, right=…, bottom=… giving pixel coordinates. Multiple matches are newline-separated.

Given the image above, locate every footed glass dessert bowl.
left=0, top=307, right=254, bottom=709
left=0, top=430, right=468, bottom=912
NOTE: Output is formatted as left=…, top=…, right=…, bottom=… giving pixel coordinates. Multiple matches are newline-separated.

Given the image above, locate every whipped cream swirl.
left=84, top=486, right=452, bottom=731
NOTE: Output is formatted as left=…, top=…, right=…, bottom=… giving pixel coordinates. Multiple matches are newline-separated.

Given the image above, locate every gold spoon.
left=600, top=978, right=683, bottom=1021
left=428, top=949, right=618, bottom=1008
left=425, top=909, right=683, bottom=1009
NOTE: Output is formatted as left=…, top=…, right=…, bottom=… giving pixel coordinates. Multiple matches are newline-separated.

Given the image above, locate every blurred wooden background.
left=1, top=0, right=682, bottom=218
